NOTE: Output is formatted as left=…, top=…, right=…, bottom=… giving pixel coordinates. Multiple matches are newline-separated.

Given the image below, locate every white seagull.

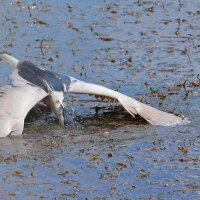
left=0, top=54, right=187, bottom=137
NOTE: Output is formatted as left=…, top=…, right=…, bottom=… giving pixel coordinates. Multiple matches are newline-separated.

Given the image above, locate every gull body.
left=0, top=54, right=187, bottom=137
left=0, top=54, right=73, bottom=137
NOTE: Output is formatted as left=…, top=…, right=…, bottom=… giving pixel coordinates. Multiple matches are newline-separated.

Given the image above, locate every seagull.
left=0, top=54, right=74, bottom=137
left=0, top=54, right=187, bottom=137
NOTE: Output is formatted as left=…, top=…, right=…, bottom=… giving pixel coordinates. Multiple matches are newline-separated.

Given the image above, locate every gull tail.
left=0, top=53, right=19, bottom=69
left=118, top=94, right=189, bottom=126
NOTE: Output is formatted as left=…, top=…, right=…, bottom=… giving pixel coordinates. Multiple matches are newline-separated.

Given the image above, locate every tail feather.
left=0, top=53, right=19, bottom=69
left=119, top=95, right=189, bottom=126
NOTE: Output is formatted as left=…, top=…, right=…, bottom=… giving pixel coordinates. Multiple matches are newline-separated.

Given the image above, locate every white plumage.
left=67, top=77, right=187, bottom=126
left=0, top=54, right=188, bottom=137
left=0, top=72, right=47, bottom=136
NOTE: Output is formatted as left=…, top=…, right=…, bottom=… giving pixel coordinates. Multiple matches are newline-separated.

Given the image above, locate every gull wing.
left=67, top=78, right=187, bottom=126
left=0, top=76, right=48, bottom=137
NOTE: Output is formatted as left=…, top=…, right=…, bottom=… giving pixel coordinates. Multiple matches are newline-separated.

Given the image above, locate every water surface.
left=0, top=0, right=199, bottom=199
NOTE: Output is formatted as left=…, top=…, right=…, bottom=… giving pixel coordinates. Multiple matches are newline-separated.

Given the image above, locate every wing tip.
left=137, top=103, right=190, bottom=126
left=0, top=53, right=19, bottom=68
left=119, top=95, right=190, bottom=126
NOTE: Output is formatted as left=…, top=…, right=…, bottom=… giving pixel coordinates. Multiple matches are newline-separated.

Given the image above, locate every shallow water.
left=0, top=0, right=199, bottom=199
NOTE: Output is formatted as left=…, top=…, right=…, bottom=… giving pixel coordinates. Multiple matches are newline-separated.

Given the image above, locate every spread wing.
left=68, top=77, right=137, bottom=117
left=67, top=78, right=186, bottom=126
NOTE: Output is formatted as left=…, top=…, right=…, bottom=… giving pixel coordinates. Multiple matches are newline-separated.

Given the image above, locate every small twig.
left=188, top=38, right=195, bottom=49
left=197, top=74, right=200, bottom=81
left=28, top=6, right=32, bottom=17
left=183, top=79, right=188, bottom=92
left=187, top=47, right=191, bottom=62
left=182, top=79, right=190, bottom=100
left=40, top=39, right=45, bottom=56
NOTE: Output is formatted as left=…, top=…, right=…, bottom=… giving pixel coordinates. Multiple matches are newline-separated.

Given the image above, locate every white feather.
left=0, top=54, right=19, bottom=68
left=68, top=78, right=188, bottom=126
left=0, top=81, right=48, bottom=137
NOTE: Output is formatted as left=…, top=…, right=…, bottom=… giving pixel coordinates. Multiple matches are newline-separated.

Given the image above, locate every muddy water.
left=0, top=0, right=199, bottom=199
